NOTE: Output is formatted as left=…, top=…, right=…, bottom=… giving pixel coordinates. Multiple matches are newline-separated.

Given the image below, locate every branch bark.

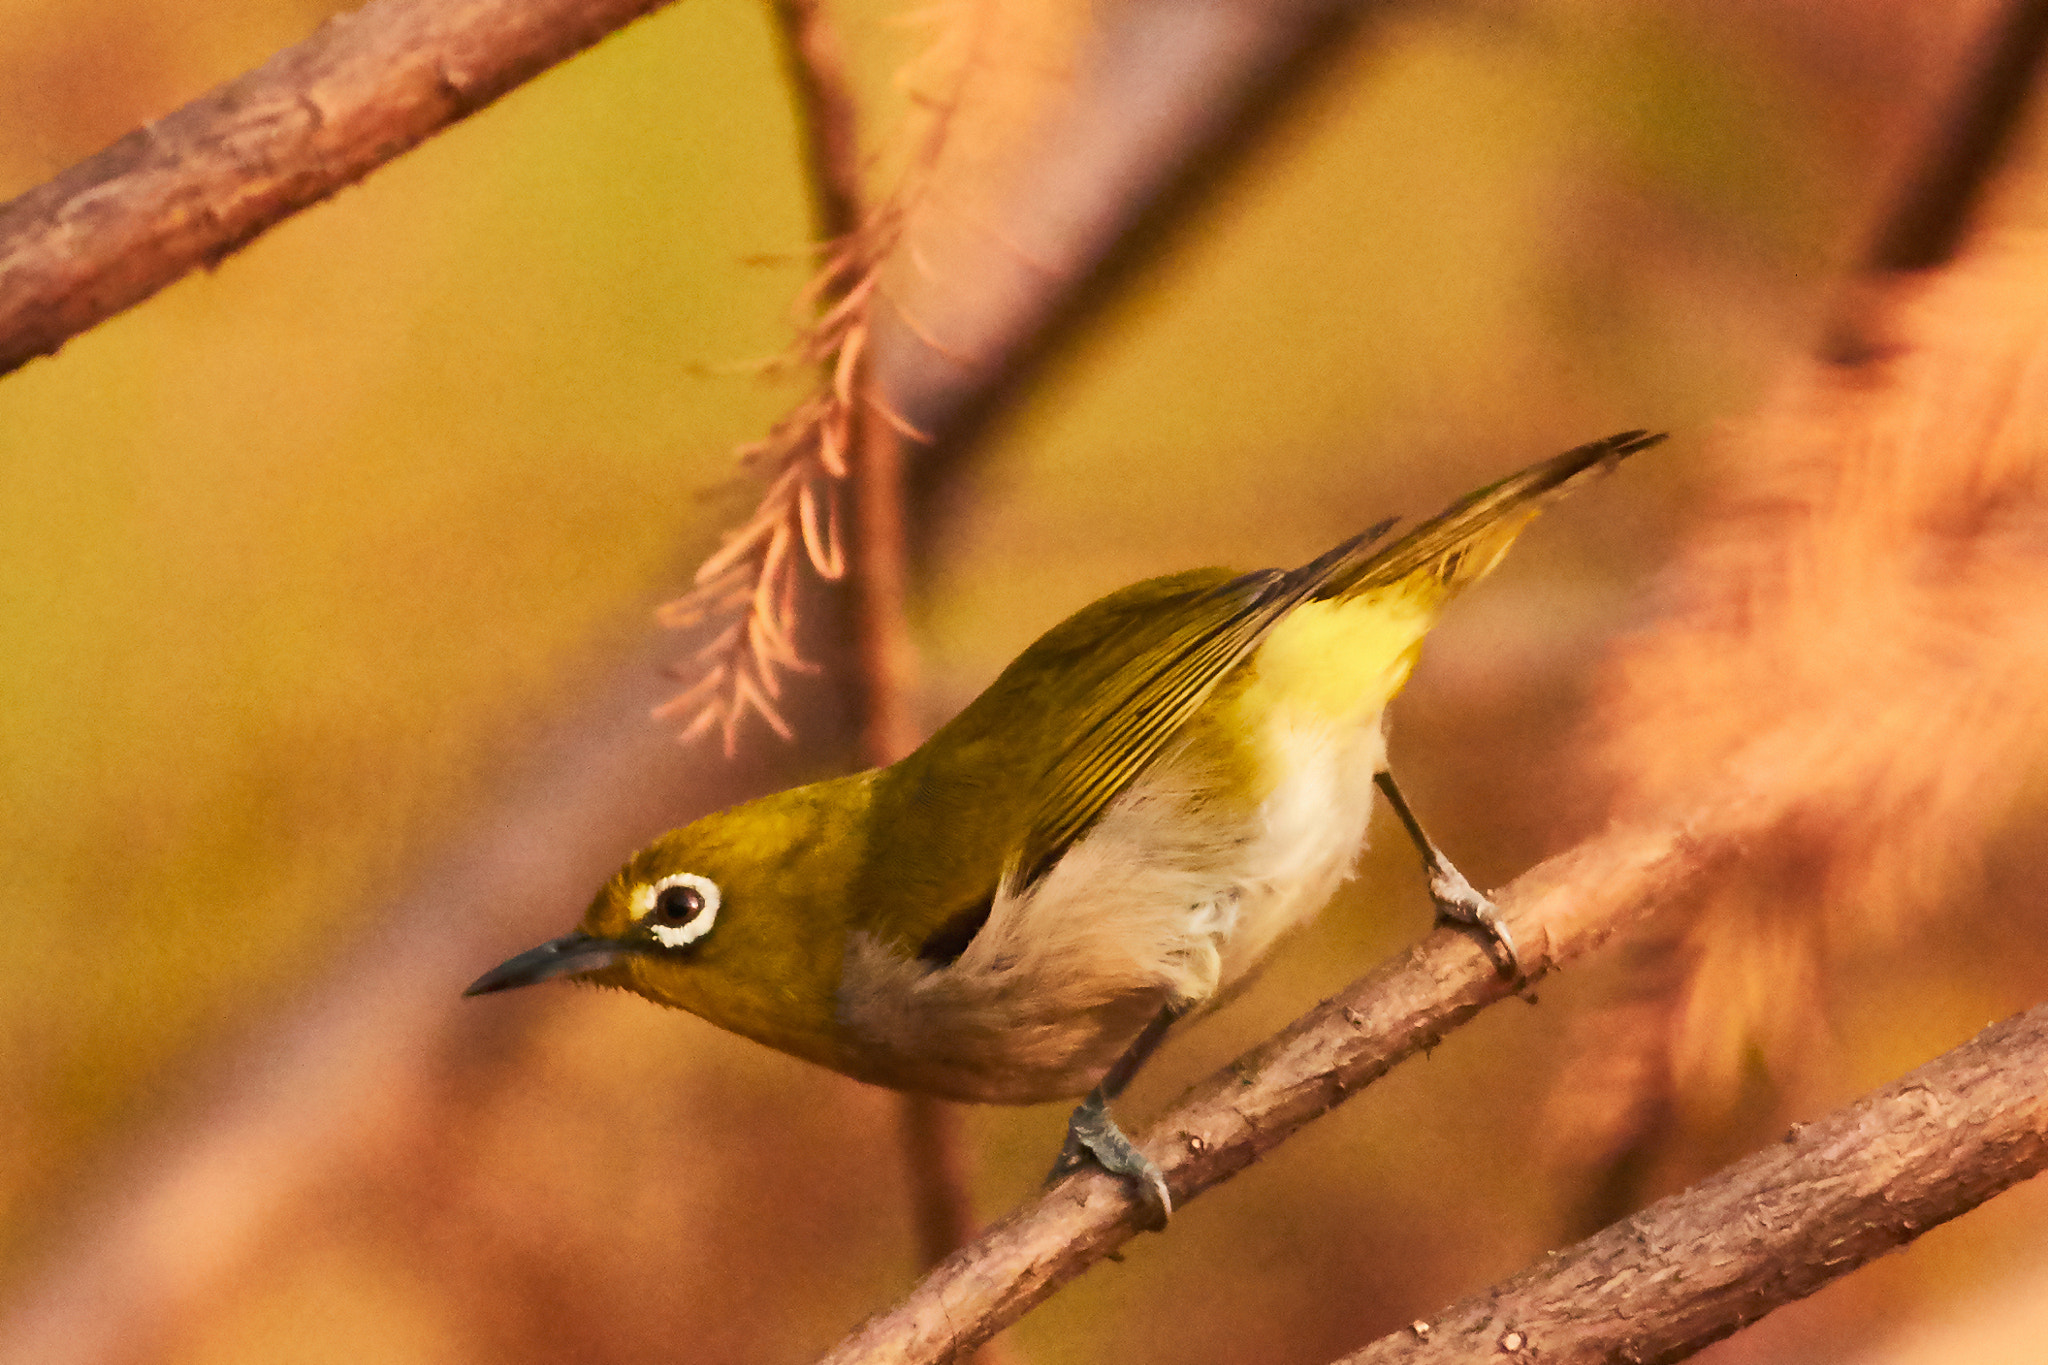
left=1339, top=1003, right=2048, bottom=1364
left=0, top=0, right=683, bottom=375
left=819, top=812, right=1726, bottom=1364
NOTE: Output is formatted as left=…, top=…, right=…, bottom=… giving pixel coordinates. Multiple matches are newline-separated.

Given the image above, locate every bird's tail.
left=1317, top=430, right=1667, bottom=605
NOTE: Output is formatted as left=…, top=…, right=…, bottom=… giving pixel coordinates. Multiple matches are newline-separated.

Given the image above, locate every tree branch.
left=0, top=0, right=683, bottom=375
left=819, top=813, right=1726, bottom=1364
left=1338, top=1003, right=2048, bottom=1364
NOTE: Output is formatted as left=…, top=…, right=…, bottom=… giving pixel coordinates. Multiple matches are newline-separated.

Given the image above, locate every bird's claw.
left=1047, top=1092, right=1171, bottom=1230
left=1427, top=862, right=1520, bottom=978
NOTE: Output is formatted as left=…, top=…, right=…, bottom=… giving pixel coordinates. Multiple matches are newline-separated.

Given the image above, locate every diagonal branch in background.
left=819, top=810, right=1726, bottom=1365
left=1859, top=0, right=2048, bottom=276
left=0, top=620, right=859, bottom=1365
left=1339, top=1002, right=2048, bottom=1365
left=0, top=0, right=687, bottom=376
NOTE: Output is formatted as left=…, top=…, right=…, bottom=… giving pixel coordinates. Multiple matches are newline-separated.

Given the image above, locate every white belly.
left=1204, top=709, right=1387, bottom=995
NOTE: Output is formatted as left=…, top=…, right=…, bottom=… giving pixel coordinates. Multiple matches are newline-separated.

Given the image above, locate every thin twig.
left=850, top=420, right=920, bottom=766
left=767, top=0, right=866, bottom=258
left=653, top=0, right=971, bottom=746
left=898, top=1094, right=981, bottom=1269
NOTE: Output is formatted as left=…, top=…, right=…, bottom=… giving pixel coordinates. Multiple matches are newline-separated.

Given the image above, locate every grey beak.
left=464, top=931, right=626, bottom=996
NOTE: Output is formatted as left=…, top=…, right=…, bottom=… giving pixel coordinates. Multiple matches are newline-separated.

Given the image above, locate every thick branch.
left=1340, top=1003, right=2048, bottom=1364
left=819, top=815, right=1725, bottom=1364
left=0, top=0, right=682, bottom=375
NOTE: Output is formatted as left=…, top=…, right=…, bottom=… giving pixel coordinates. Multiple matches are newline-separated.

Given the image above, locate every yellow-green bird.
left=468, top=431, right=1663, bottom=1225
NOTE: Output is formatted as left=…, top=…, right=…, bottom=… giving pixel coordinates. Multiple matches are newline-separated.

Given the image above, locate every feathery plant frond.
left=655, top=0, right=1054, bottom=754
left=655, top=0, right=1089, bottom=753
left=652, top=242, right=895, bottom=755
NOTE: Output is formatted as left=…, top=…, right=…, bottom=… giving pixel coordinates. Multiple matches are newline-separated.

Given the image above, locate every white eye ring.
left=632, top=872, right=721, bottom=949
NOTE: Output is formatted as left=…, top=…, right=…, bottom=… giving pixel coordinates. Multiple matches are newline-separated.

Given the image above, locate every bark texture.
left=1340, top=1004, right=2048, bottom=1364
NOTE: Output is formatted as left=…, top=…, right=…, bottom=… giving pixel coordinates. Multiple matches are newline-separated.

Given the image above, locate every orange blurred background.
left=5, top=2, right=2048, bottom=1363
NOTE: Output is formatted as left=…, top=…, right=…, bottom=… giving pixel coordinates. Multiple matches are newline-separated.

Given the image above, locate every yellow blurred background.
left=5, top=1, right=2047, bottom=1363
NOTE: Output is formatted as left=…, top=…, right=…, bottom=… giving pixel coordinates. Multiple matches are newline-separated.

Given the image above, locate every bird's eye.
left=653, top=883, right=704, bottom=924
left=639, top=872, right=720, bottom=949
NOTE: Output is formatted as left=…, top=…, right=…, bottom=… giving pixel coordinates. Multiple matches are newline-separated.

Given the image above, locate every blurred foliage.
left=4, top=1, right=2047, bottom=1363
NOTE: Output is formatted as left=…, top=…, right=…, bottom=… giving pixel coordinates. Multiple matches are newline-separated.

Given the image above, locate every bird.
left=467, top=430, right=1664, bottom=1227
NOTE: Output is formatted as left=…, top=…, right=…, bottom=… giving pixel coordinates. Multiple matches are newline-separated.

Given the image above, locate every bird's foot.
left=1047, top=1091, right=1171, bottom=1230
left=1427, top=861, right=1520, bottom=978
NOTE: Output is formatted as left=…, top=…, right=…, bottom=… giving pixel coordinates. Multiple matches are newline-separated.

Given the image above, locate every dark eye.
left=653, top=883, right=705, bottom=924
left=642, top=872, right=720, bottom=948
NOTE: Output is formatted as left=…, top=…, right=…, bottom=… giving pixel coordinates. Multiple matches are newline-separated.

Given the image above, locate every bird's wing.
left=1009, top=520, right=1395, bottom=890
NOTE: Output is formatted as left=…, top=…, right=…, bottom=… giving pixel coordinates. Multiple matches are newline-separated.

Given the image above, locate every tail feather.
left=1316, top=430, right=1666, bottom=603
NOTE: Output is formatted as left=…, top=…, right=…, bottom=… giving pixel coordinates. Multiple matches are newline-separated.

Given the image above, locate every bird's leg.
left=1047, top=1004, right=1181, bottom=1229
left=1373, top=769, right=1520, bottom=977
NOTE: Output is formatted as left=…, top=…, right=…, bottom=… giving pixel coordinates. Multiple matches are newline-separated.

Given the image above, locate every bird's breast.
left=833, top=691, right=1392, bottom=1103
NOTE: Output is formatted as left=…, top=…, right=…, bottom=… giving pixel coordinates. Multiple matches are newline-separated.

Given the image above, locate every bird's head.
left=464, top=773, right=875, bottom=1064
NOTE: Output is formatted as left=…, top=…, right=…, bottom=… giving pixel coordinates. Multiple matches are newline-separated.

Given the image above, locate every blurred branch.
left=869, top=0, right=1378, bottom=510
left=0, top=619, right=857, bottom=1365
left=766, top=0, right=865, bottom=258
left=849, top=422, right=982, bottom=1278
left=819, top=811, right=1727, bottom=1365
left=1861, top=0, right=2048, bottom=275
left=1338, top=1004, right=2048, bottom=1365
left=1829, top=0, right=2048, bottom=361
left=898, top=1094, right=980, bottom=1269
left=0, top=0, right=685, bottom=376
